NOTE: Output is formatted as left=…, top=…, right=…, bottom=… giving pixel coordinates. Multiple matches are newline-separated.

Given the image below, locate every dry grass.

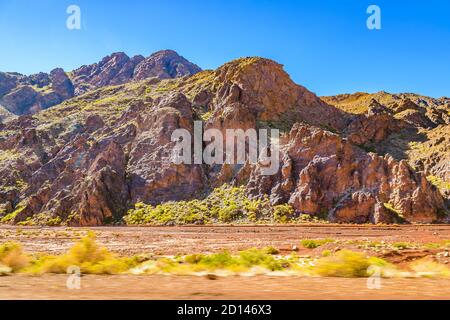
left=1, top=233, right=450, bottom=278
left=0, top=242, right=29, bottom=272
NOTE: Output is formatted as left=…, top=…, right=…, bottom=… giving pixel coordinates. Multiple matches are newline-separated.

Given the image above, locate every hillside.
left=0, top=55, right=448, bottom=226
left=323, top=92, right=449, bottom=197
left=0, top=50, right=201, bottom=117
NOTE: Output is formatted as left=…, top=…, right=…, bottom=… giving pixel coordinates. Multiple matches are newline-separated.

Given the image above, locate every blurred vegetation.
left=1, top=233, right=450, bottom=278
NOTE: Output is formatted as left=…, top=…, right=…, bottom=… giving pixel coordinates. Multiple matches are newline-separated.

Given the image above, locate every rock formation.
left=0, top=55, right=447, bottom=225
left=0, top=50, right=201, bottom=118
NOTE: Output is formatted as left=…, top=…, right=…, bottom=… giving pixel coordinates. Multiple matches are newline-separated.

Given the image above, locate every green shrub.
left=264, top=246, right=280, bottom=255
left=314, top=250, right=372, bottom=277
left=0, top=205, right=25, bottom=224
left=321, top=250, right=332, bottom=257
left=301, top=239, right=334, bottom=249
left=0, top=242, right=29, bottom=271
left=383, top=203, right=405, bottom=222
left=182, top=248, right=283, bottom=272
left=238, top=248, right=282, bottom=271
left=46, top=216, right=62, bottom=226
left=28, top=232, right=138, bottom=275
left=392, top=242, right=410, bottom=250
left=273, top=204, right=295, bottom=223
left=427, top=175, right=450, bottom=192
left=124, top=185, right=278, bottom=225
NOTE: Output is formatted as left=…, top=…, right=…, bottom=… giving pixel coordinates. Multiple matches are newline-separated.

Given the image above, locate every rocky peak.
left=70, top=52, right=139, bottom=94
left=202, top=57, right=349, bottom=132
left=132, top=49, right=202, bottom=80
left=71, top=50, right=201, bottom=94
left=0, top=50, right=202, bottom=117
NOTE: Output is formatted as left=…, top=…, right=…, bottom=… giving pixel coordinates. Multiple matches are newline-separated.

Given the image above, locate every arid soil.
left=2, top=274, right=450, bottom=300
left=1, top=224, right=450, bottom=255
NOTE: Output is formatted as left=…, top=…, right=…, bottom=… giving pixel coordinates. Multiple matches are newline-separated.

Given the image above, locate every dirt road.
left=1, top=274, right=450, bottom=300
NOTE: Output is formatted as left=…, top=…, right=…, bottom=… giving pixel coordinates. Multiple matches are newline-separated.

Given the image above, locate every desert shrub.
left=392, top=242, right=410, bottom=250
left=383, top=203, right=405, bottom=222
left=314, top=250, right=389, bottom=277
left=184, top=254, right=205, bottom=264
left=301, top=239, right=334, bottom=249
left=200, top=111, right=212, bottom=121
left=238, top=248, right=282, bottom=271
left=427, top=175, right=450, bottom=192
left=28, top=232, right=137, bottom=274
left=17, top=217, right=35, bottom=226
left=410, top=258, right=450, bottom=278
left=264, top=246, right=279, bottom=255
left=321, top=250, right=332, bottom=257
left=182, top=249, right=284, bottom=272
left=124, top=185, right=276, bottom=225
left=0, top=205, right=25, bottom=224
left=273, top=204, right=295, bottom=223
left=183, top=251, right=237, bottom=270
left=0, top=242, right=29, bottom=271
left=46, top=216, right=62, bottom=227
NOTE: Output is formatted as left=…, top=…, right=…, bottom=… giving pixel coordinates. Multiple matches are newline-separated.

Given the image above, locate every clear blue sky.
left=0, top=0, right=449, bottom=97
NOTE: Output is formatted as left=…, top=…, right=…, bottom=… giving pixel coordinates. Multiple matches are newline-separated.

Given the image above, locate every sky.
left=0, top=0, right=449, bottom=97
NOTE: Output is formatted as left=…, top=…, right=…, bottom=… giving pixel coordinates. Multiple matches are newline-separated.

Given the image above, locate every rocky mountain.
left=0, top=56, right=448, bottom=226
left=323, top=92, right=449, bottom=197
left=70, top=50, right=202, bottom=95
left=0, top=50, right=201, bottom=117
left=0, top=69, right=74, bottom=117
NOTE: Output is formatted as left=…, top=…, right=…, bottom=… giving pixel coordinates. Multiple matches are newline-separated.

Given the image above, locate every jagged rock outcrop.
left=70, top=52, right=145, bottom=95
left=205, top=58, right=348, bottom=132
left=133, top=50, right=202, bottom=81
left=0, top=69, right=75, bottom=116
left=323, top=91, right=450, bottom=197
left=127, top=93, right=205, bottom=205
left=71, top=50, right=201, bottom=95
left=244, top=124, right=445, bottom=223
left=345, top=99, right=404, bottom=145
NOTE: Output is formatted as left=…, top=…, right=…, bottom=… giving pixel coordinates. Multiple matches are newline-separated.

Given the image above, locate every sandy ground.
left=1, top=224, right=450, bottom=300
left=1, top=224, right=450, bottom=255
left=2, top=274, right=450, bottom=300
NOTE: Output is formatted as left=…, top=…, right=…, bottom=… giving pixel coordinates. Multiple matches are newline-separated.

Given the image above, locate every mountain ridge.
left=0, top=50, right=202, bottom=120
left=0, top=55, right=448, bottom=226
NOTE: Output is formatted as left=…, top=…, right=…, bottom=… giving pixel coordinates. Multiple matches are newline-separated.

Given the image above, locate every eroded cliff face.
left=0, top=56, right=447, bottom=225
left=245, top=124, right=444, bottom=224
